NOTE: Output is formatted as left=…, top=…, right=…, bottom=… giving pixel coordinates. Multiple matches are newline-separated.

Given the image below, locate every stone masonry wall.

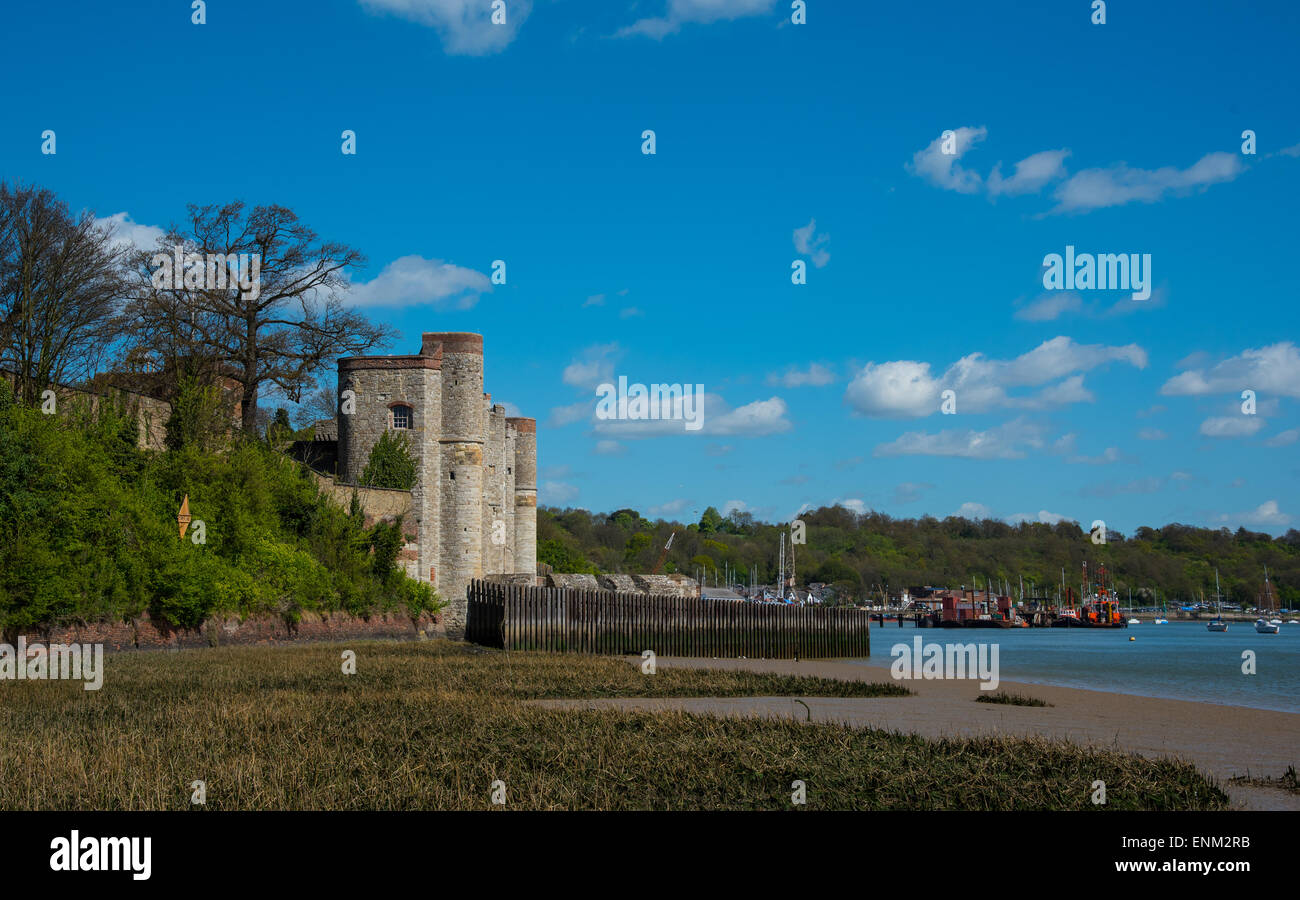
left=15, top=610, right=443, bottom=653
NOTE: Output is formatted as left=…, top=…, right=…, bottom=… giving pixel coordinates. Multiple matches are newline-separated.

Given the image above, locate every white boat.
left=1127, top=617, right=1140, bottom=624
left=1153, top=618, right=1168, bottom=624
left=1255, top=618, right=1280, bottom=634
left=1206, top=570, right=1228, bottom=631
left=1269, top=618, right=1283, bottom=626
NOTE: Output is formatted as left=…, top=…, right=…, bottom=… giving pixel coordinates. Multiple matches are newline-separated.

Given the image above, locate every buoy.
left=1129, top=636, right=1135, bottom=641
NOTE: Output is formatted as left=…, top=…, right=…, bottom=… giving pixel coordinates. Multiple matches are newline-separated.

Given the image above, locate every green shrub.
left=0, top=398, right=441, bottom=634
left=359, top=430, right=418, bottom=490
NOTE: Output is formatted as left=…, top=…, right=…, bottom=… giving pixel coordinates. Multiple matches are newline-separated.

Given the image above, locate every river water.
left=847, top=620, right=1300, bottom=713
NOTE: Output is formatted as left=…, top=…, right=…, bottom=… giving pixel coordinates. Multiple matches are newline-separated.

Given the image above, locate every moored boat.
left=1255, top=618, right=1280, bottom=634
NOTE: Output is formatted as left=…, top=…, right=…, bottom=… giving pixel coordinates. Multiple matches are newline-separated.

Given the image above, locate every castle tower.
left=503, top=419, right=517, bottom=574
left=482, top=400, right=514, bottom=575
left=337, top=348, right=443, bottom=596
left=425, top=332, right=485, bottom=639
left=507, top=417, right=537, bottom=576
left=336, top=331, right=533, bottom=641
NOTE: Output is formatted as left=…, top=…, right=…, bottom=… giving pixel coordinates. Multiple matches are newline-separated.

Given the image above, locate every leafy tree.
left=698, top=506, right=724, bottom=534
left=538, top=539, right=598, bottom=574
left=122, top=201, right=394, bottom=431
left=0, top=181, right=128, bottom=405
left=164, top=372, right=226, bottom=452
left=359, top=431, right=417, bottom=490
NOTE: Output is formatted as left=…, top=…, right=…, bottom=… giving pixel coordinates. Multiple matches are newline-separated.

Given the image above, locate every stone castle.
left=336, top=332, right=536, bottom=637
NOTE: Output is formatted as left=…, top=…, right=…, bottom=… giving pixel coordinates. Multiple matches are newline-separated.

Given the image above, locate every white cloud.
left=721, top=499, right=750, bottom=516
left=906, top=126, right=987, bottom=194
left=1218, top=500, right=1291, bottom=528
left=1199, top=416, right=1265, bottom=438
left=94, top=211, right=166, bottom=252
left=874, top=419, right=1045, bottom=460
left=594, top=439, right=625, bottom=456
left=987, top=149, right=1070, bottom=198
left=561, top=343, right=619, bottom=388
left=792, top=218, right=830, bottom=268
left=1049, top=152, right=1243, bottom=215
left=892, top=482, right=933, bottom=505
left=954, top=502, right=992, bottom=519
left=1138, top=428, right=1167, bottom=441
left=359, top=0, right=532, bottom=54
left=345, top=255, right=491, bottom=309
left=1067, top=446, right=1134, bottom=465
left=1014, top=292, right=1082, bottom=322
left=844, top=336, right=1146, bottom=418
left=548, top=400, right=592, bottom=427
left=1265, top=428, right=1299, bottom=447
left=583, top=293, right=605, bottom=307
left=587, top=392, right=792, bottom=437
left=766, top=362, right=835, bottom=388
left=540, top=480, right=579, bottom=504
left=832, top=498, right=868, bottom=515
left=907, top=130, right=1244, bottom=215
left=615, top=0, right=775, bottom=40
left=1162, top=342, right=1300, bottom=399
left=1080, top=476, right=1164, bottom=497
left=1007, top=510, right=1071, bottom=525
left=649, top=498, right=691, bottom=517
left=619, top=306, right=644, bottom=319
left=1051, top=433, right=1077, bottom=455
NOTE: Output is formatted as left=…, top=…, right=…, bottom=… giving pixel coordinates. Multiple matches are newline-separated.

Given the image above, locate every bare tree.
left=123, top=201, right=393, bottom=430
left=0, top=182, right=128, bottom=404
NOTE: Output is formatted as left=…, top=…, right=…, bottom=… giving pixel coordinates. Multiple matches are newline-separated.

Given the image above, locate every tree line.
left=538, top=504, right=1300, bottom=608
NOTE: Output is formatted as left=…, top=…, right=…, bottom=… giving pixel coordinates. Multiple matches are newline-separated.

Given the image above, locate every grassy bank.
left=0, top=641, right=1227, bottom=810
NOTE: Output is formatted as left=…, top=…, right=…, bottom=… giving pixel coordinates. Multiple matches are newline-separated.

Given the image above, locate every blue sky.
left=4, top=0, right=1297, bottom=534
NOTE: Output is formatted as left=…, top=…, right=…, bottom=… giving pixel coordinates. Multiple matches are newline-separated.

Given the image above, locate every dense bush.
left=0, top=393, right=439, bottom=637
left=359, top=430, right=418, bottom=490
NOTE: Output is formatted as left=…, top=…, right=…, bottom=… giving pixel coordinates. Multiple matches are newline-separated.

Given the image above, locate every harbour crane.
left=651, top=531, right=676, bottom=575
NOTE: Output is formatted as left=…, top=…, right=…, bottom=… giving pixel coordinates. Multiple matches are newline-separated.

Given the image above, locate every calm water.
left=848, top=620, right=1300, bottom=714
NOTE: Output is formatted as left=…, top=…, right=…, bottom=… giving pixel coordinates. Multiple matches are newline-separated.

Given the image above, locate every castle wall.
left=335, top=356, right=440, bottom=484
left=508, top=417, right=537, bottom=577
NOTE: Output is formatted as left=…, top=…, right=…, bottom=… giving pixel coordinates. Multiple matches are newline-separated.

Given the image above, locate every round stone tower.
left=424, top=332, right=485, bottom=638
left=507, top=416, right=537, bottom=576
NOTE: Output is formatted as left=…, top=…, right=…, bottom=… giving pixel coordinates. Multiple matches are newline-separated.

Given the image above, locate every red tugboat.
left=1051, top=562, right=1127, bottom=628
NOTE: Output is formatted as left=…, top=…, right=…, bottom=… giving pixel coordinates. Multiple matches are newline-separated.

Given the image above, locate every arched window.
left=390, top=404, right=413, bottom=429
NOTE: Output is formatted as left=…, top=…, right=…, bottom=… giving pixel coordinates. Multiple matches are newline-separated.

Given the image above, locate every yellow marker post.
left=178, top=494, right=191, bottom=539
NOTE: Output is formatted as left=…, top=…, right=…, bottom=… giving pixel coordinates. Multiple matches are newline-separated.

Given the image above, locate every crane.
left=651, top=531, right=676, bottom=574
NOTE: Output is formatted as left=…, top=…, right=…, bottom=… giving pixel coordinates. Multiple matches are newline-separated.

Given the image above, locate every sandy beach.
left=536, top=655, right=1300, bottom=810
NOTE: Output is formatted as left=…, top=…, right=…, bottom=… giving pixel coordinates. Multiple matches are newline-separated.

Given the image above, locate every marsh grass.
left=0, top=641, right=1224, bottom=810
left=975, top=690, right=1053, bottom=707
left=1230, top=765, right=1300, bottom=795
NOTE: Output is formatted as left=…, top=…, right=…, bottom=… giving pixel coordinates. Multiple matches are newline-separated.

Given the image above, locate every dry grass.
left=0, top=641, right=1226, bottom=810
